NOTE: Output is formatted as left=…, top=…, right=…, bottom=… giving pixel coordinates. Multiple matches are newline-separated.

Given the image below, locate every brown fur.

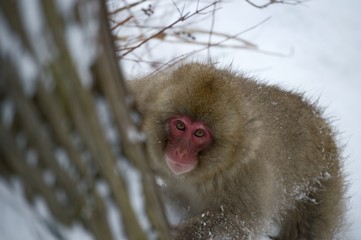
left=128, top=63, right=345, bottom=239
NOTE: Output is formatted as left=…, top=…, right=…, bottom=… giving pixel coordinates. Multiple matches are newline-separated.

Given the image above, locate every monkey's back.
left=233, top=68, right=345, bottom=238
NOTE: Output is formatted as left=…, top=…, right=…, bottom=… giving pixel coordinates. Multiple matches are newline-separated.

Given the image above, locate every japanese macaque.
left=128, top=63, right=345, bottom=239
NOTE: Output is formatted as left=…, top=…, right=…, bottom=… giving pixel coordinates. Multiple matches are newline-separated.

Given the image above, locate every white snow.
left=95, top=97, right=120, bottom=147
left=0, top=178, right=92, bottom=240
left=117, top=159, right=156, bottom=240
left=65, top=24, right=96, bottom=87
left=63, top=1, right=100, bottom=88
left=54, top=148, right=71, bottom=172
left=127, top=126, right=146, bottom=144
left=42, top=170, right=56, bottom=187
left=18, top=0, right=54, bottom=65
left=95, top=180, right=127, bottom=239
left=25, top=148, right=38, bottom=167
left=1, top=98, right=15, bottom=128
left=0, top=13, right=38, bottom=96
left=54, top=0, right=76, bottom=16
left=0, top=180, right=57, bottom=240
left=103, top=195, right=127, bottom=240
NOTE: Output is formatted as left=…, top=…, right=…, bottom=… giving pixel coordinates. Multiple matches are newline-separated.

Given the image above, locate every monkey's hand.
left=173, top=207, right=250, bottom=240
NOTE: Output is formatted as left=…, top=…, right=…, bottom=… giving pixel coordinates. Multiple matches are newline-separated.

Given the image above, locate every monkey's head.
left=131, top=63, right=250, bottom=179
left=165, top=114, right=213, bottom=175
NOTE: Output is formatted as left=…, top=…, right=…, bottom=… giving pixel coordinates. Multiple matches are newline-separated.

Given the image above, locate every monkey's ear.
left=126, top=79, right=141, bottom=96
left=126, top=79, right=149, bottom=112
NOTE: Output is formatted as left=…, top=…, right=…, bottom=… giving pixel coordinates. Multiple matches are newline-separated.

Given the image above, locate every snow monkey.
left=128, top=63, right=345, bottom=239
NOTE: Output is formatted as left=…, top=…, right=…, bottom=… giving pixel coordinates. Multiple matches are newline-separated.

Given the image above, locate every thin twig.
left=110, top=16, right=133, bottom=31
left=245, top=0, right=308, bottom=9
left=207, top=1, right=217, bottom=62
left=108, top=0, right=146, bottom=16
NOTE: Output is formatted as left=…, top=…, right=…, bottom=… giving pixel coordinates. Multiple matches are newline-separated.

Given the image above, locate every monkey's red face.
left=165, top=115, right=213, bottom=175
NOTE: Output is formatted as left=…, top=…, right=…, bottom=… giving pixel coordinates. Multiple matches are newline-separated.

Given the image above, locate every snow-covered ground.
left=1, top=0, right=360, bottom=239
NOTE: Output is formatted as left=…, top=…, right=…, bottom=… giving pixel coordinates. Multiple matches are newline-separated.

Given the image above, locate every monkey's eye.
left=175, top=120, right=186, bottom=131
left=194, top=129, right=205, bottom=138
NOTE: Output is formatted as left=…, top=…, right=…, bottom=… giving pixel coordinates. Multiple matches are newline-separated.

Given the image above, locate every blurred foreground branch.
left=0, top=0, right=169, bottom=239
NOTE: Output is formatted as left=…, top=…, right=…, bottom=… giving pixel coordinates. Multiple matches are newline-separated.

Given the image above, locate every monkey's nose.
left=175, top=148, right=187, bottom=158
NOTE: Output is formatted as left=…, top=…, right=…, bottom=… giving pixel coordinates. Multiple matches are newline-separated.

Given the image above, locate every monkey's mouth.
left=165, top=154, right=197, bottom=175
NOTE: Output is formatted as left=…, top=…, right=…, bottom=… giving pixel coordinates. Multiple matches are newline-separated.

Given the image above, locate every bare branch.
left=119, top=0, right=221, bottom=57
left=108, top=0, right=146, bottom=16
left=245, top=0, right=308, bottom=9
left=207, top=1, right=217, bottom=62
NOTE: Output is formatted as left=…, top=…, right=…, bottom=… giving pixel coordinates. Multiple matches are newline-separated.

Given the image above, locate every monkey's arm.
left=173, top=207, right=256, bottom=240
